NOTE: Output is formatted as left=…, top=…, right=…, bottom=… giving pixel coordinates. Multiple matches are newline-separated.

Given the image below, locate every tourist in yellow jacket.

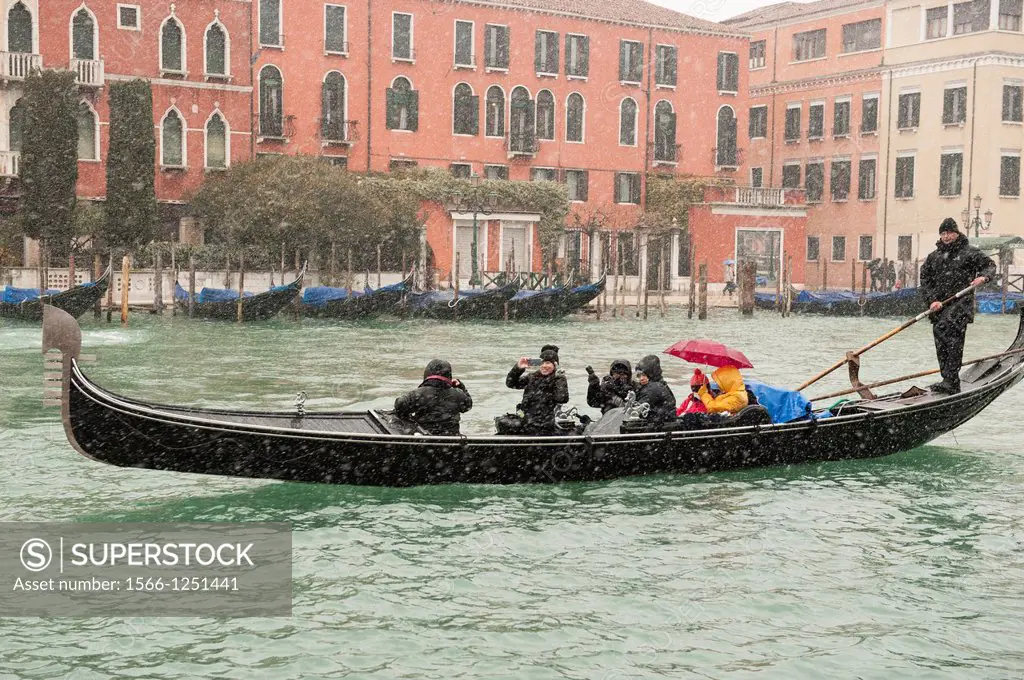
left=697, top=365, right=749, bottom=415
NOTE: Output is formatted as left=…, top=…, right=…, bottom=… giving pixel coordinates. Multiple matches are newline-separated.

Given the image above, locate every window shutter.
left=668, top=49, right=678, bottom=86
left=469, top=95, right=480, bottom=135
left=550, top=34, right=559, bottom=74
left=385, top=88, right=399, bottom=129
left=535, top=31, right=544, bottom=72
left=716, top=53, right=726, bottom=90
left=631, top=175, right=641, bottom=204
left=619, top=43, right=627, bottom=81
left=580, top=37, right=589, bottom=77
left=667, top=112, right=677, bottom=148
left=1003, top=86, right=1012, bottom=120
left=525, top=99, right=536, bottom=140
left=580, top=171, right=589, bottom=201
left=498, top=26, right=509, bottom=68
left=407, top=90, right=419, bottom=131
left=943, top=89, right=954, bottom=123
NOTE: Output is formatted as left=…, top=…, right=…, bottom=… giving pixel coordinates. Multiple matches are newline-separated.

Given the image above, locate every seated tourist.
left=394, top=359, right=473, bottom=435
left=634, top=355, right=677, bottom=427
left=587, top=359, right=639, bottom=414
left=502, top=344, right=569, bottom=435
left=677, top=369, right=709, bottom=416
left=697, top=365, right=749, bottom=415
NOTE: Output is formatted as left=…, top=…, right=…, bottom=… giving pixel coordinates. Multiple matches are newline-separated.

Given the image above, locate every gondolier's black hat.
left=939, top=217, right=960, bottom=234
left=540, top=344, right=559, bottom=363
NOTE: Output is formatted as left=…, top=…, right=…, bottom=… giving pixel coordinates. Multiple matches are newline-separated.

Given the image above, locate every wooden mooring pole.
left=698, top=262, right=708, bottom=320
left=120, top=254, right=130, bottom=326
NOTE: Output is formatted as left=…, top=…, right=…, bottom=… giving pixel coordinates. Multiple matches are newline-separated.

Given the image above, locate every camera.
left=526, top=358, right=543, bottom=367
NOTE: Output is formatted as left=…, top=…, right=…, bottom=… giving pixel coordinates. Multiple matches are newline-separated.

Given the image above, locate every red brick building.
left=20, top=0, right=809, bottom=287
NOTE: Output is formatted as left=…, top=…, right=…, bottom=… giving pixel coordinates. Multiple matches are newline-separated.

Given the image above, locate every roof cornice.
left=726, top=0, right=883, bottom=32
left=750, top=67, right=883, bottom=96
left=888, top=51, right=1024, bottom=78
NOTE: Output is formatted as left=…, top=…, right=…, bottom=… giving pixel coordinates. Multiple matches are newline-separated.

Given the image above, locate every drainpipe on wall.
left=881, top=68, right=895, bottom=262
left=366, top=0, right=373, bottom=173
left=642, top=27, right=653, bottom=210
left=965, top=59, right=979, bottom=222
left=769, top=24, right=779, bottom=187
left=248, top=7, right=255, bottom=159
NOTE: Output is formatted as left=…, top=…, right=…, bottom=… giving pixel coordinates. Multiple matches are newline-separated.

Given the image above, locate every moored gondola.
left=174, top=267, right=304, bottom=321
left=41, top=304, right=1024, bottom=487
left=0, top=265, right=111, bottom=321
left=559, top=275, right=606, bottom=315
left=505, top=285, right=569, bottom=320
left=300, top=275, right=412, bottom=319
left=402, top=282, right=519, bottom=320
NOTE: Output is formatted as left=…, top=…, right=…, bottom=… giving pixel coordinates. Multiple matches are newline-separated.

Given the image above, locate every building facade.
left=17, top=0, right=810, bottom=288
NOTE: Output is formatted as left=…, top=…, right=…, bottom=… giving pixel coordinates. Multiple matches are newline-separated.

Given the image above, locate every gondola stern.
left=41, top=304, right=94, bottom=462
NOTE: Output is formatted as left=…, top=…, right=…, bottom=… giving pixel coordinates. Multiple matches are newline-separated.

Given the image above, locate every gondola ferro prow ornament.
left=41, top=304, right=96, bottom=460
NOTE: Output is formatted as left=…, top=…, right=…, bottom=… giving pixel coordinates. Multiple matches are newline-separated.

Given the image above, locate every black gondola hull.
left=1, top=268, right=110, bottom=321
left=174, top=272, right=303, bottom=321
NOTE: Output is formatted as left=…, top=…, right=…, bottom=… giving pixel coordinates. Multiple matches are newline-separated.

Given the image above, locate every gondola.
left=41, top=304, right=1024, bottom=487
left=173, top=267, right=304, bottom=321
left=0, top=265, right=111, bottom=321
left=300, top=275, right=412, bottom=319
left=505, top=285, right=569, bottom=320
left=402, top=282, right=519, bottom=320
left=756, top=288, right=924, bottom=317
left=559, top=275, right=606, bottom=315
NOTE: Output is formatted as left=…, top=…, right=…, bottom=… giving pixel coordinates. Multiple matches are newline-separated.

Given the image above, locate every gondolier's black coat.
left=587, top=359, right=639, bottom=414
left=920, top=233, right=997, bottom=389
left=394, top=363, right=473, bottom=436
left=634, top=356, right=677, bottom=426
left=506, top=365, right=570, bottom=434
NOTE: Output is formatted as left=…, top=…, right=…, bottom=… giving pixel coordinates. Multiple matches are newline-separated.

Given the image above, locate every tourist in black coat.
left=394, top=359, right=473, bottom=435
left=920, top=218, right=996, bottom=394
left=587, top=358, right=639, bottom=414
left=634, top=355, right=677, bottom=426
left=505, top=345, right=569, bottom=435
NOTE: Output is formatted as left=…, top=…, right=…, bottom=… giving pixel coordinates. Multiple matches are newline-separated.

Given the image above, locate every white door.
left=501, top=222, right=529, bottom=272
left=454, top=222, right=485, bottom=282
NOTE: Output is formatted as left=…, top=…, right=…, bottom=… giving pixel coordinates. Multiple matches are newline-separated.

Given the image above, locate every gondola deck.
left=41, top=304, right=1024, bottom=487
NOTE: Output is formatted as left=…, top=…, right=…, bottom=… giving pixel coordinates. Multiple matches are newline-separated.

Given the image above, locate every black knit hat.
left=939, top=217, right=960, bottom=234
left=540, top=344, right=559, bottom=364
left=423, top=359, right=452, bottom=380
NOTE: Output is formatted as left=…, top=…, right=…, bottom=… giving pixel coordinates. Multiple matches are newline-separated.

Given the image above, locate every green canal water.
left=1, top=309, right=1023, bottom=679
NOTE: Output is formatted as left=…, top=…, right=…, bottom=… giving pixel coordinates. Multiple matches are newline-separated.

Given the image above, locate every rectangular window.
left=807, top=236, right=820, bottom=261
left=858, top=158, right=877, bottom=199
left=531, top=167, right=557, bottom=182
left=655, top=45, right=678, bottom=86
left=565, top=169, right=589, bottom=201
left=389, top=158, right=418, bottom=173
left=782, top=163, right=801, bottom=188
left=717, top=52, right=739, bottom=92
left=1000, top=0, right=1023, bottom=30
left=565, top=34, right=589, bottom=77
left=454, top=20, right=474, bottom=67
left=895, top=155, right=915, bottom=198
left=833, top=99, right=850, bottom=136
left=898, top=235, right=914, bottom=261
left=450, top=163, right=472, bottom=178
left=898, top=92, right=921, bottom=128
left=805, top=162, right=824, bottom=202
left=325, top=5, right=347, bottom=54
left=808, top=103, right=825, bottom=139
left=862, top=95, right=879, bottom=133
left=793, top=28, right=826, bottom=61
left=749, top=40, right=766, bottom=69
left=785, top=106, right=801, bottom=141
left=323, top=156, right=347, bottom=169
left=749, top=106, right=768, bottom=138
left=259, top=0, right=280, bottom=46
left=751, top=167, right=764, bottom=187
left=831, top=160, right=851, bottom=200
left=535, top=30, right=558, bottom=74
left=954, top=0, right=991, bottom=34
left=943, top=86, right=968, bottom=124
left=858, top=235, right=874, bottom=261
left=1000, top=154, right=1021, bottom=196
left=485, top=24, right=509, bottom=69
left=940, top=152, right=964, bottom=196
left=392, top=13, right=413, bottom=60
left=614, top=172, right=641, bottom=204
left=842, top=19, right=882, bottom=52
left=117, top=4, right=140, bottom=30
left=1003, top=84, right=1023, bottom=121
left=832, top=236, right=847, bottom=262
left=927, top=6, right=949, bottom=38
left=619, top=40, right=643, bottom=83
left=484, top=164, right=508, bottom=180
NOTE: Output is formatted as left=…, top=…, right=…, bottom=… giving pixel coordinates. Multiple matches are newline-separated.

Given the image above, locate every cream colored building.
left=880, top=0, right=1024, bottom=265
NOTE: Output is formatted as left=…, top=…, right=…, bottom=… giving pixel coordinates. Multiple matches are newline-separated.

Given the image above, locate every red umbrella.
left=663, top=339, right=754, bottom=369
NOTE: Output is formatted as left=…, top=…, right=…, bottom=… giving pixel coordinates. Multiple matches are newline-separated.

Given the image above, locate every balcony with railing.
left=71, top=58, right=104, bottom=87
left=711, top=146, right=743, bottom=170
left=257, top=114, right=295, bottom=143
left=1, top=52, right=41, bottom=81
left=505, top=132, right=538, bottom=158
left=650, top=141, right=680, bottom=167
left=319, top=118, right=359, bottom=146
left=703, top=184, right=806, bottom=208
left=0, top=151, right=20, bottom=176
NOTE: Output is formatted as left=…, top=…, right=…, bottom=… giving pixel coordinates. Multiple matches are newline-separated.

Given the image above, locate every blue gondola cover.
left=2, top=286, right=61, bottom=304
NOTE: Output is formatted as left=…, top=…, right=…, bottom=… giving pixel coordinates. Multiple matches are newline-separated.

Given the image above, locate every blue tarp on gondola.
left=978, top=292, right=1024, bottom=314
left=746, top=379, right=812, bottom=424
left=512, top=287, right=560, bottom=301
left=302, top=286, right=357, bottom=306
left=2, top=286, right=61, bottom=304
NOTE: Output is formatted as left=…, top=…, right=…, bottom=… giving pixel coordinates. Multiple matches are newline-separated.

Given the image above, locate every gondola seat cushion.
left=621, top=405, right=772, bottom=433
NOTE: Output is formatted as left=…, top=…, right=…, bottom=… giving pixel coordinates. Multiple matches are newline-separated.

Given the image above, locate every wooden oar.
left=807, top=347, right=1024, bottom=402
left=796, top=281, right=985, bottom=392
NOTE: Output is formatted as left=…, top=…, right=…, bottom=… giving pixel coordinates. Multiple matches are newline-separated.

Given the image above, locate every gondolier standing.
left=920, top=217, right=996, bottom=394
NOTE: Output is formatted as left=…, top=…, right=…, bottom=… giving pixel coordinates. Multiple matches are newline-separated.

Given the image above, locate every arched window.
left=566, top=93, right=584, bottom=143
left=8, top=2, right=32, bottom=53
left=716, top=106, right=737, bottom=167
left=536, top=90, right=554, bottom=141
left=206, top=112, right=228, bottom=169
left=259, top=65, right=283, bottom=136
left=452, top=83, right=477, bottom=136
left=321, top=72, right=347, bottom=140
left=386, top=76, right=416, bottom=131
left=9, top=99, right=24, bottom=152
left=160, top=16, right=185, bottom=72
left=509, top=86, right=533, bottom=152
left=485, top=85, right=504, bottom=137
left=205, top=21, right=227, bottom=76
left=71, top=8, right=96, bottom=60
left=161, top=109, right=185, bottom=167
left=654, top=101, right=677, bottom=163
left=77, top=102, right=97, bottom=160
left=619, top=98, right=637, bottom=146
